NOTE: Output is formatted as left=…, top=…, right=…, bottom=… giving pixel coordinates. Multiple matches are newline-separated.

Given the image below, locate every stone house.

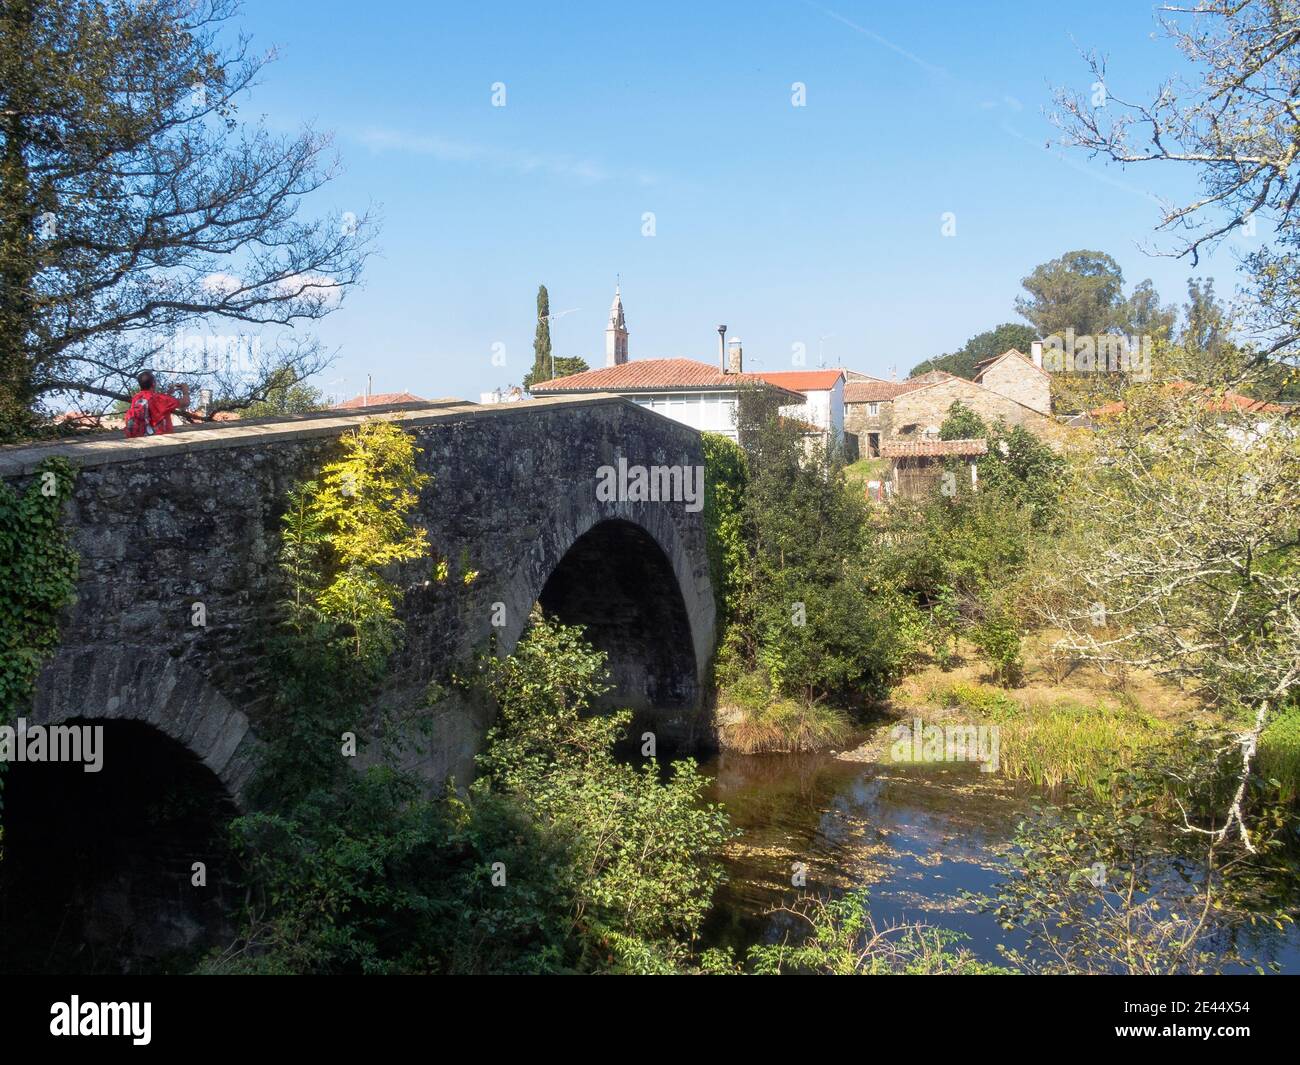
left=843, top=348, right=1065, bottom=457
left=971, top=346, right=1051, bottom=414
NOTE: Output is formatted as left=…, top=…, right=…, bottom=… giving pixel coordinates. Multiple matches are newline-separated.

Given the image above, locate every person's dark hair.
left=137, top=370, right=156, bottom=391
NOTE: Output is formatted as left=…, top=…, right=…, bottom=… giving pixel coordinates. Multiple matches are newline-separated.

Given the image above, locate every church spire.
left=605, top=281, right=628, bottom=366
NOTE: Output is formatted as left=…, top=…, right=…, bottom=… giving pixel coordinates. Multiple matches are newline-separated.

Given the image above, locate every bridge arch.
left=28, top=648, right=261, bottom=806
left=494, top=492, right=715, bottom=750
left=0, top=716, right=239, bottom=972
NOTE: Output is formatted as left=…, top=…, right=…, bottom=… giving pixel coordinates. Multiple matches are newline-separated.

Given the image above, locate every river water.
left=699, top=750, right=1300, bottom=973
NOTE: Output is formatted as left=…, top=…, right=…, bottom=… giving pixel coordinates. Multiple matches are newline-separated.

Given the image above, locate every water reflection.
left=699, top=751, right=1300, bottom=972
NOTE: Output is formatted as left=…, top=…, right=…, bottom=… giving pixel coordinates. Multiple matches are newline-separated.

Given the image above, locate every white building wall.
left=629, top=391, right=740, bottom=439
left=829, top=377, right=845, bottom=436
left=779, top=387, right=842, bottom=435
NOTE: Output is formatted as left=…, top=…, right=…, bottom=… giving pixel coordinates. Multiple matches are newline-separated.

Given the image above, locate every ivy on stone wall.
left=0, top=458, right=78, bottom=822
left=0, top=458, right=78, bottom=724
left=700, top=432, right=747, bottom=631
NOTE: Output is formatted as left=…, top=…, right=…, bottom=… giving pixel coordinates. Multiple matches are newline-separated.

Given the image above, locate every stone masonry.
left=0, top=396, right=717, bottom=807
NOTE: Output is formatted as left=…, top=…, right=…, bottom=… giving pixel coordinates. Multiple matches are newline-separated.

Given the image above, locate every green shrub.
left=972, top=609, right=1024, bottom=686
left=719, top=671, right=855, bottom=753
left=471, top=612, right=736, bottom=967
left=1258, top=704, right=1300, bottom=804
left=719, top=411, right=909, bottom=705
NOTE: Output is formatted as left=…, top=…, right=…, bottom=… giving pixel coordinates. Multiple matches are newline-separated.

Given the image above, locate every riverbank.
left=714, top=632, right=1298, bottom=802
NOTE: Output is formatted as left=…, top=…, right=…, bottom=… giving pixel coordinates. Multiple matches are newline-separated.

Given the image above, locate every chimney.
left=727, top=338, right=743, bottom=374
left=717, top=324, right=728, bottom=372
left=1031, top=340, right=1043, bottom=369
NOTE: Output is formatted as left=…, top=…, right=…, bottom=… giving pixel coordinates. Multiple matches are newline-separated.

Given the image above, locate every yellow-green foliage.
left=1259, top=705, right=1300, bottom=804
left=282, top=420, right=431, bottom=662
left=932, top=682, right=1166, bottom=799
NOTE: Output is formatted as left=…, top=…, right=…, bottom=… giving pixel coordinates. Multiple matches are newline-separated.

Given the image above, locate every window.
left=868, top=402, right=880, bottom=416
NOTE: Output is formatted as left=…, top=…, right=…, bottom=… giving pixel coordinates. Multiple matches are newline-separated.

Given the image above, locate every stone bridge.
left=0, top=395, right=717, bottom=811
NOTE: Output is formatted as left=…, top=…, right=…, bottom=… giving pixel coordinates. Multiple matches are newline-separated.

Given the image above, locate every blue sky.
left=236, top=0, right=1249, bottom=402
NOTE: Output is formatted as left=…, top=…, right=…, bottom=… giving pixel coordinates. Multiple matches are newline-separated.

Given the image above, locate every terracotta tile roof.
left=529, top=358, right=801, bottom=400
left=844, top=371, right=954, bottom=404
left=880, top=437, right=988, bottom=458
left=53, top=410, right=124, bottom=430
left=752, top=369, right=844, bottom=392
left=845, top=380, right=910, bottom=403
left=332, top=391, right=429, bottom=409
left=1091, top=381, right=1290, bottom=418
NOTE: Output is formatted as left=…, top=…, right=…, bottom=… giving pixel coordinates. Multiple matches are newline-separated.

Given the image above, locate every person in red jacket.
left=124, top=371, right=190, bottom=437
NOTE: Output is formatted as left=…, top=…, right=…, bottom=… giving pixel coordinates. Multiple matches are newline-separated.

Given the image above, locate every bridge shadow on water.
left=0, top=719, right=238, bottom=974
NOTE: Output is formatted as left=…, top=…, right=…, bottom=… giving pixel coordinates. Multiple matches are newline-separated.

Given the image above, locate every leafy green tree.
left=530, top=284, right=553, bottom=387
left=701, top=432, right=747, bottom=630
left=0, top=0, right=374, bottom=442
left=1034, top=384, right=1300, bottom=850
left=241, top=368, right=325, bottom=418
left=522, top=354, right=586, bottom=392
left=248, top=420, right=431, bottom=812
left=285, top=421, right=430, bottom=663
left=910, top=322, right=1038, bottom=380
left=722, top=412, right=909, bottom=702
left=1122, top=278, right=1177, bottom=340
left=1015, top=250, right=1127, bottom=338
left=993, top=734, right=1296, bottom=974
left=939, top=401, right=1063, bottom=523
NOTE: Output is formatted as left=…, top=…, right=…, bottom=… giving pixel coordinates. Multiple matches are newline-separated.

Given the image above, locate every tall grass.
left=932, top=682, right=1166, bottom=799
left=1258, top=705, right=1300, bottom=805
left=718, top=672, right=855, bottom=754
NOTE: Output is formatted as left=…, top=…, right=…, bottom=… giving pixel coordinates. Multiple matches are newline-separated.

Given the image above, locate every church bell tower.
left=605, top=283, right=628, bottom=366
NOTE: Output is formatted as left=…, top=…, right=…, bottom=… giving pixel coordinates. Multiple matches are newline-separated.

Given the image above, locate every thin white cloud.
left=277, top=272, right=343, bottom=308
left=201, top=272, right=243, bottom=296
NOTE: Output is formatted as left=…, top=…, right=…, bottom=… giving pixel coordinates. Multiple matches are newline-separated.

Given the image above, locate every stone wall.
left=975, top=352, right=1051, bottom=414
left=891, top=375, right=1068, bottom=444
left=1, top=396, right=717, bottom=805
left=843, top=401, right=894, bottom=455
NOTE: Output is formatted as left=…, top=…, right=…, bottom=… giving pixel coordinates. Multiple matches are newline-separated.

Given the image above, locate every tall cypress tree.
left=532, top=285, right=552, bottom=386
